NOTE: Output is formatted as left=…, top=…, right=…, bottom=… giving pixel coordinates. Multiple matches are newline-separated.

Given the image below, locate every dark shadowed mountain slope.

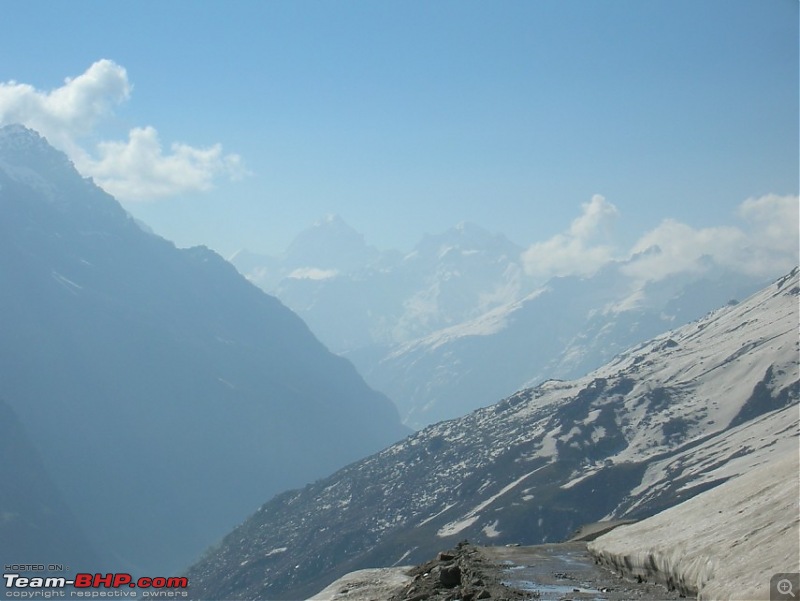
left=0, top=124, right=407, bottom=574
left=187, top=268, right=799, bottom=600
left=0, top=398, right=101, bottom=569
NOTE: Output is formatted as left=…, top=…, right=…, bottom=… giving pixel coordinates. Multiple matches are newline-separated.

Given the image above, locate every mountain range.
left=0, top=125, right=407, bottom=574
left=231, top=216, right=528, bottom=355
left=187, top=267, right=799, bottom=600
left=231, top=218, right=770, bottom=428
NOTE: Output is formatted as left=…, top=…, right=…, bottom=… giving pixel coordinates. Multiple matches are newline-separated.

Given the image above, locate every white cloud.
left=79, top=126, right=246, bottom=200
left=0, top=59, right=131, bottom=146
left=0, top=60, right=244, bottom=201
left=622, top=194, right=799, bottom=281
left=522, top=195, right=619, bottom=279
left=622, top=220, right=746, bottom=280
left=568, top=193, right=619, bottom=240
left=287, top=267, right=340, bottom=280
left=737, top=193, right=799, bottom=254
left=523, top=194, right=798, bottom=285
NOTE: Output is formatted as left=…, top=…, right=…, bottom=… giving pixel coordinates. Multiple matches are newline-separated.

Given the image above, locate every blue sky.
left=0, top=0, right=797, bottom=272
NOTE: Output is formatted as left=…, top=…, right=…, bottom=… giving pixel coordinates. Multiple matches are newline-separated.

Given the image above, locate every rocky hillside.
left=0, top=124, right=407, bottom=574
left=187, top=268, right=799, bottom=600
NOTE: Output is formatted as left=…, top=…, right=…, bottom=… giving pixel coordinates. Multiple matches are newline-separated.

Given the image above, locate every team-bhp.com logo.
left=4, top=573, right=188, bottom=598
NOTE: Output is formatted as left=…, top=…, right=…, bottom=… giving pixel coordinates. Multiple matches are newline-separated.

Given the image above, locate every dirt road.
left=480, top=542, right=684, bottom=600
left=382, top=542, right=684, bottom=601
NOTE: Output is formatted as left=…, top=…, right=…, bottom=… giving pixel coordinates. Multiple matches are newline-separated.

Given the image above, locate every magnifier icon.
left=778, top=579, right=796, bottom=597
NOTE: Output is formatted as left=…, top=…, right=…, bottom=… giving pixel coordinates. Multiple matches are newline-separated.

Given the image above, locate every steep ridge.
left=187, top=268, right=799, bottom=600
left=0, top=125, right=407, bottom=573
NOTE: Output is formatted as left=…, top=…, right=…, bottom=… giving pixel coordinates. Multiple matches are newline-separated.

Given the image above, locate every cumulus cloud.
left=0, top=59, right=130, bottom=145
left=522, top=195, right=619, bottom=279
left=737, top=194, right=799, bottom=253
left=623, top=194, right=799, bottom=282
left=0, top=60, right=244, bottom=201
left=523, top=194, right=798, bottom=284
left=622, top=220, right=746, bottom=280
left=80, top=126, right=246, bottom=200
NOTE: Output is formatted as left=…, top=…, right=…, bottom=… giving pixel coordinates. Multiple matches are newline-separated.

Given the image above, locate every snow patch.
left=417, top=503, right=456, bottom=527
left=437, top=466, right=546, bottom=538
left=482, top=520, right=501, bottom=538
left=51, top=271, right=83, bottom=293
left=436, top=515, right=480, bottom=537
left=308, top=567, right=414, bottom=601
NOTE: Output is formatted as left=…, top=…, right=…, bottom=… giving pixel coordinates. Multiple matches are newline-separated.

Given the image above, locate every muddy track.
left=385, top=541, right=684, bottom=601
left=479, top=542, right=684, bottom=600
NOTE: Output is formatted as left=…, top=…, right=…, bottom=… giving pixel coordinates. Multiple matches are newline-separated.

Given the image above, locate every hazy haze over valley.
left=230, top=207, right=793, bottom=427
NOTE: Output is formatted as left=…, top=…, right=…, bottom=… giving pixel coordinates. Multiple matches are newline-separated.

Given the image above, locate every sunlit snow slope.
left=590, top=449, right=799, bottom=600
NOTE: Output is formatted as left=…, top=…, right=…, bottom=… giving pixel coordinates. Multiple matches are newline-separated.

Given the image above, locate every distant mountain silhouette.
left=231, top=219, right=527, bottom=353
left=0, top=124, right=407, bottom=573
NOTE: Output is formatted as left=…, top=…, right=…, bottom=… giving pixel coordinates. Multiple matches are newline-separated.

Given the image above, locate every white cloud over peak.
left=0, top=59, right=131, bottom=145
left=622, top=220, right=746, bottom=280
left=623, top=194, right=798, bottom=281
left=523, top=194, right=798, bottom=284
left=0, top=60, right=244, bottom=201
left=522, top=194, right=619, bottom=279
left=569, top=193, right=619, bottom=240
